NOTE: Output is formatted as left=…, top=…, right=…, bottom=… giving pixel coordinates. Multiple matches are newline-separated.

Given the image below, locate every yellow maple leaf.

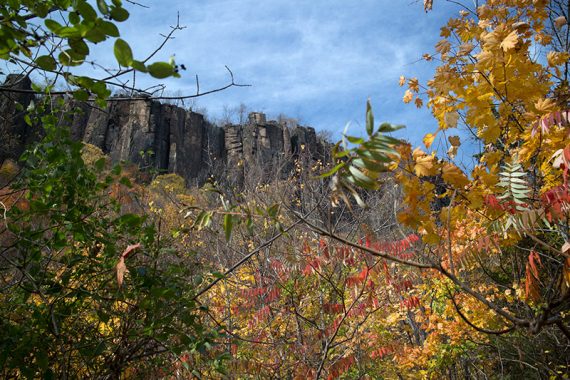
left=547, top=51, right=569, bottom=66
left=466, top=189, right=484, bottom=209
left=475, top=50, right=494, bottom=67
left=423, top=133, right=437, bottom=149
left=458, top=43, right=474, bottom=55
left=414, top=154, right=436, bottom=177
left=444, top=110, right=459, bottom=129
left=399, top=75, right=406, bottom=86
left=403, top=89, right=414, bottom=104
left=500, top=30, right=519, bottom=51
left=408, top=77, right=420, bottom=92
left=442, top=163, right=469, bottom=188
left=435, top=39, right=451, bottom=56
left=412, top=147, right=427, bottom=159
left=481, top=31, right=500, bottom=50
left=534, top=98, right=557, bottom=113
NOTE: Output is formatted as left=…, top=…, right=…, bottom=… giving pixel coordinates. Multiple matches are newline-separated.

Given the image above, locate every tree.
left=319, top=0, right=570, bottom=376
left=0, top=0, right=246, bottom=105
left=0, top=1, right=241, bottom=377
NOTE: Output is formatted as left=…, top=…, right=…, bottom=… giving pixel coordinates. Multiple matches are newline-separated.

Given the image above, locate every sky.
left=7, top=0, right=477, bottom=163
left=98, top=0, right=468, bottom=148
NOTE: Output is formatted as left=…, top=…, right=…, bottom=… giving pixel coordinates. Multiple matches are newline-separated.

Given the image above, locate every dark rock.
left=0, top=76, right=332, bottom=186
left=0, top=75, right=35, bottom=163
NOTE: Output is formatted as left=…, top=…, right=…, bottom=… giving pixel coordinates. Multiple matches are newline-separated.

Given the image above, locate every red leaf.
left=116, top=243, right=141, bottom=288
left=116, top=257, right=127, bottom=288
left=121, top=243, right=141, bottom=259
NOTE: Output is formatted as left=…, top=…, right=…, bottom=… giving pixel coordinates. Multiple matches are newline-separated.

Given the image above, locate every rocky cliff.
left=0, top=75, right=330, bottom=186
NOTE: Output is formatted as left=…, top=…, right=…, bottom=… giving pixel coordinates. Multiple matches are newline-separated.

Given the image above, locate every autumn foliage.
left=1, top=0, right=569, bottom=378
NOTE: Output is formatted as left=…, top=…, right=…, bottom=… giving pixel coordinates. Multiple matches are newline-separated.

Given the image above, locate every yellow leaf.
left=547, top=51, right=569, bottom=66
left=500, top=30, right=518, bottom=51
left=412, top=147, right=427, bottom=159
left=408, top=77, right=420, bottom=92
left=458, top=43, right=474, bottom=55
left=534, top=98, right=557, bottom=113
left=423, top=133, right=437, bottom=149
left=387, top=312, right=401, bottom=324
left=444, top=110, right=459, bottom=129
left=512, top=22, right=530, bottom=32
left=435, top=39, right=451, bottom=56
left=554, top=16, right=567, bottom=29
left=442, top=163, right=469, bottom=188
left=414, top=154, right=436, bottom=177
left=399, top=75, right=406, bottom=86
left=475, top=50, right=494, bottom=67
left=474, top=166, right=499, bottom=188
left=466, top=190, right=484, bottom=209
left=481, top=151, right=502, bottom=166
left=403, top=89, right=413, bottom=104
left=481, top=31, right=500, bottom=50
left=447, top=145, right=458, bottom=159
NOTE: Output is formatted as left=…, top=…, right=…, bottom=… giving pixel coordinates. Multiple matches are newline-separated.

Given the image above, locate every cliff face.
left=0, top=75, right=35, bottom=163
left=0, top=76, right=330, bottom=185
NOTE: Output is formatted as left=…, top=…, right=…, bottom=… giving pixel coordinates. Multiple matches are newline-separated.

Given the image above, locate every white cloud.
left=86, top=0, right=461, bottom=146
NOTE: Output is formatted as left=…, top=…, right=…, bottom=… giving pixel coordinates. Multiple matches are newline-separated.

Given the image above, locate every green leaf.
left=347, top=165, right=377, bottom=189
left=147, top=62, right=175, bottom=78
left=58, top=51, right=72, bottom=66
left=267, top=204, right=279, bottom=218
left=110, top=6, right=129, bottom=22
left=97, top=0, right=110, bottom=15
left=68, top=38, right=89, bottom=56
left=114, top=38, right=133, bottom=66
left=73, top=89, right=90, bottom=101
left=223, top=214, right=233, bottom=241
left=58, top=26, right=82, bottom=38
left=318, top=162, right=345, bottom=178
left=131, top=60, right=148, bottom=73
left=69, top=11, right=80, bottom=25
left=76, top=1, right=97, bottom=22
left=366, top=100, right=374, bottom=136
left=353, top=157, right=385, bottom=172
left=84, top=28, right=106, bottom=43
left=100, top=21, right=119, bottom=37
left=346, top=135, right=365, bottom=144
left=35, top=55, right=57, bottom=71
left=45, top=19, right=63, bottom=34
left=119, top=176, right=132, bottom=187
left=378, top=122, right=405, bottom=133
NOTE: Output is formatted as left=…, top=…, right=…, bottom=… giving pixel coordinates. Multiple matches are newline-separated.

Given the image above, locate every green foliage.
left=498, top=158, right=531, bottom=211
left=324, top=100, right=403, bottom=207
left=0, top=99, right=220, bottom=378
left=0, top=0, right=179, bottom=102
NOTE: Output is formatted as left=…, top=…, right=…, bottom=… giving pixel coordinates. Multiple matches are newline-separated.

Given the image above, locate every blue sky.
left=30, top=0, right=477, bottom=163
left=102, top=1, right=466, bottom=145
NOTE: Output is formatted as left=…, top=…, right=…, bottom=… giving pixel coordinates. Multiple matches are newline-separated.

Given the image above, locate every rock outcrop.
left=0, top=76, right=331, bottom=186
left=0, top=75, right=35, bottom=163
